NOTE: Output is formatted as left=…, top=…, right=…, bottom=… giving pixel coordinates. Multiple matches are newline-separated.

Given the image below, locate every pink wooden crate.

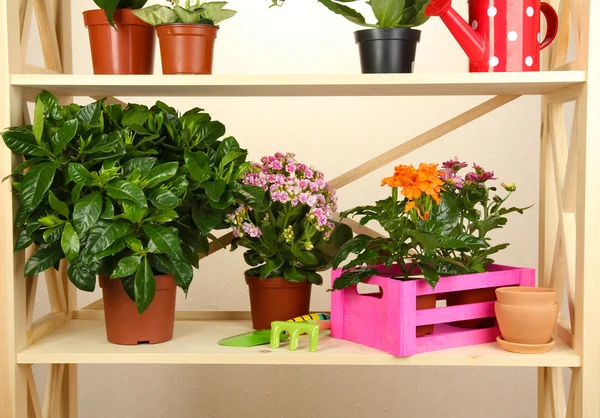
left=330, top=264, right=535, bottom=357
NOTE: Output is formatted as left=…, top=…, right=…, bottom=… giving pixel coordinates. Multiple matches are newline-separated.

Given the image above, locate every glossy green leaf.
left=51, top=119, right=78, bottom=155
left=42, top=225, right=64, bottom=244
left=162, top=257, right=193, bottom=294
left=203, top=179, right=226, bottom=202
left=184, top=149, right=211, bottom=183
left=125, top=236, right=144, bottom=254
left=15, top=229, right=33, bottom=252
left=48, top=190, right=69, bottom=218
left=371, top=0, right=404, bottom=28
left=61, top=222, right=80, bottom=262
left=259, top=257, right=284, bottom=279
left=142, top=162, right=178, bottom=189
left=134, top=257, right=155, bottom=314
left=20, top=163, right=58, bottom=212
left=38, top=91, right=62, bottom=120
left=330, top=267, right=378, bottom=291
left=68, top=163, right=93, bottom=185
left=331, top=234, right=374, bottom=269
left=192, top=206, right=221, bottom=235
left=215, top=136, right=241, bottom=163
left=149, top=189, right=179, bottom=210
left=33, top=98, right=45, bottom=145
left=67, top=258, right=96, bottom=292
left=106, top=180, right=147, bottom=208
left=142, top=224, right=185, bottom=261
left=120, top=200, right=146, bottom=223
left=73, top=192, right=103, bottom=235
left=111, top=255, right=142, bottom=279
left=24, top=246, right=63, bottom=276
left=71, top=183, right=84, bottom=203
left=83, top=219, right=130, bottom=261
left=122, top=157, right=157, bottom=177
left=144, top=210, right=178, bottom=223
left=100, top=199, right=115, bottom=219
left=1, top=129, right=49, bottom=156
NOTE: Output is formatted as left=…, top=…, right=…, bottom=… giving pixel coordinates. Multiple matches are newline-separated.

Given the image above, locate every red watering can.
left=425, top=0, right=559, bottom=72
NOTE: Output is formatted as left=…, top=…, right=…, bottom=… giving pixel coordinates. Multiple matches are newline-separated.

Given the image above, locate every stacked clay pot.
left=494, top=287, right=558, bottom=354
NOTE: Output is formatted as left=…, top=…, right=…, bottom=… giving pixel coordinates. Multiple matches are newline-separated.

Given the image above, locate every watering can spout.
left=426, top=0, right=486, bottom=64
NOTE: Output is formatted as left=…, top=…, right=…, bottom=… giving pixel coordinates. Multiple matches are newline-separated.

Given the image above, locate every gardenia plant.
left=270, top=0, right=431, bottom=29
left=134, top=0, right=236, bottom=26
left=331, top=158, right=529, bottom=290
left=227, top=152, right=352, bottom=284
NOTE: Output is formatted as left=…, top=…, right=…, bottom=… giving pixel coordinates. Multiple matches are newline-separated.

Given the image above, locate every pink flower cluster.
left=242, top=152, right=338, bottom=230
left=441, top=158, right=496, bottom=189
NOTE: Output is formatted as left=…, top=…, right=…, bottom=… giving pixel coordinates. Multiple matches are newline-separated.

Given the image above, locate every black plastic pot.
left=354, top=28, right=421, bottom=74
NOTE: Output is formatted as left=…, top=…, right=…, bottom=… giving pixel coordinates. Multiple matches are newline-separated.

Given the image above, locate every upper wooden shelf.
left=18, top=317, right=581, bottom=367
left=11, top=72, right=586, bottom=97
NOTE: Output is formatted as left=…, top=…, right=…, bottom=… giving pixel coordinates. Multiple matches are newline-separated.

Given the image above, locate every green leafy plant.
left=93, top=0, right=148, bottom=27
left=2, top=91, right=262, bottom=313
left=270, top=0, right=431, bottom=28
left=331, top=159, right=530, bottom=290
left=226, top=152, right=352, bottom=284
left=133, top=1, right=236, bottom=26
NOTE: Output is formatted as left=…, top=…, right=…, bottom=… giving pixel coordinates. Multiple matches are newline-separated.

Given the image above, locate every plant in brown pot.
left=84, top=0, right=156, bottom=74
left=3, top=92, right=263, bottom=345
left=134, top=0, right=236, bottom=74
left=226, top=152, right=352, bottom=330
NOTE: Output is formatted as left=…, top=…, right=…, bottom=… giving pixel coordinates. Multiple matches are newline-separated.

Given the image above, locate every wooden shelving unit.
left=1, top=0, right=598, bottom=417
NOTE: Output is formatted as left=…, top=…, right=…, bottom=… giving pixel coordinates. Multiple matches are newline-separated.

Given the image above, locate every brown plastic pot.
left=99, top=275, right=176, bottom=345
left=495, top=302, right=559, bottom=345
left=416, top=294, right=437, bottom=337
left=245, top=276, right=312, bottom=330
left=156, top=24, right=218, bottom=74
left=83, top=9, right=156, bottom=75
left=446, top=287, right=499, bottom=328
left=496, top=286, right=557, bottom=306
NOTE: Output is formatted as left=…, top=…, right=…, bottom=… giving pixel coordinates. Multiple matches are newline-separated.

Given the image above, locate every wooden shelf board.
left=11, top=72, right=586, bottom=97
left=17, top=318, right=581, bottom=367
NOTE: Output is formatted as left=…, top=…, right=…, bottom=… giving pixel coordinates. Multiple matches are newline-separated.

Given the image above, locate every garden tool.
left=425, top=0, right=558, bottom=72
left=218, top=313, right=330, bottom=348
left=270, top=313, right=332, bottom=353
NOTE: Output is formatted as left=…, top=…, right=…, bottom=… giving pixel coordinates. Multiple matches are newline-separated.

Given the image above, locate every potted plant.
left=2, top=91, right=263, bottom=345
left=134, top=0, right=237, bottom=74
left=83, top=0, right=156, bottom=74
left=331, top=159, right=530, bottom=333
left=226, top=152, right=352, bottom=330
left=270, top=0, right=431, bottom=73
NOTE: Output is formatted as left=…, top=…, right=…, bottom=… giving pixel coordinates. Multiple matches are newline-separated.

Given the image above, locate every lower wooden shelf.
left=18, top=314, right=581, bottom=367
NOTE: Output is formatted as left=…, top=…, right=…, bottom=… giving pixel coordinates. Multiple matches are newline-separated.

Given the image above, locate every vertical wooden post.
left=0, top=0, right=27, bottom=416
left=571, top=0, right=600, bottom=416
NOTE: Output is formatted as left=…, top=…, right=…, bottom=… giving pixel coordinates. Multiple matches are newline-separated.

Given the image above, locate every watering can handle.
left=540, top=2, right=559, bottom=50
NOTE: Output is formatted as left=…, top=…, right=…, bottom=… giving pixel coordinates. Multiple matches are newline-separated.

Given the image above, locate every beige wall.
left=27, top=0, right=542, bottom=416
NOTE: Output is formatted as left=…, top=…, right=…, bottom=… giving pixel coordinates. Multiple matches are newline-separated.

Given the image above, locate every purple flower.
left=442, top=169, right=465, bottom=189
left=291, top=197, right=299, bottom=206
left=299, top=179, right=309, bottom=189
left=286, top=163, right=296, bottom=174
left=271, top=160, right=283, bottom=170
left=442, top=157, right=468, bottom=172
left=304, top=168, right=314, bottom=179
left=307, top=195, right=317, bottom=206
left=299, top=193, right=309, bottom=204
left=309, top=182, right=318, bottom=192
left=466, top=164, right=496, bottom=183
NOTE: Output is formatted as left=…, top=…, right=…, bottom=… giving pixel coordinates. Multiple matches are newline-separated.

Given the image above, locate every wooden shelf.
left=11, top=72, right=586, bottom=97
left=18, top=317, right=581, bottom=367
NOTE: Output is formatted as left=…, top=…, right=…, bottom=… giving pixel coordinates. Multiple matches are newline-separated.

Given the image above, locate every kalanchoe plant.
left=94, top=0, right=148, bottom=27
left=270, top=0, right=431, bottom=28
left=134, top=0, right=236, bottom=26
left=331, top=159, right=530, bottom=290
left=2, top=91, right=262, bottom=313
left=227, top=152, right=352, bottom=284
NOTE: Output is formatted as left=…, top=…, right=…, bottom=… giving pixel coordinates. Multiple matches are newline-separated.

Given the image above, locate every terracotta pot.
left=83, top=9, right=156, bottom=75
left=495, top=302, right=558, bottom=344
left=496, top=286, right=557, bottom=306
left=99, top=275, right=176, bottom=345
left=245, top=276, right=312, bottom=330
left=446, top=287, right=499, bottom=328
left=416, top=294, right=437, bottom=337
left=156, top=24, right=218, bottom=74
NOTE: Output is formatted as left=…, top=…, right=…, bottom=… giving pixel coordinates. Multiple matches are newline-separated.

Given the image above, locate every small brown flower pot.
left=416, top=294, right=436, bottom=337
left=245, top=276, right=312, bottom=330
left=99, top=275, right=176, bottom=345
left=83, top=9, right=156, bottom=75
left=446, top=287, right=499, bottom=328
left=156, top=24, right=218, bottom=74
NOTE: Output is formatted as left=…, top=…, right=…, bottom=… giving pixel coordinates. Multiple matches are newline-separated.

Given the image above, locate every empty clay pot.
left=416, top=294, right=437, bottom=337
left=156, top=24, right=218, bottom=74
left=83, top=9, right=156, bottom=75
left=496, top=286, right=557, bottom=306
left=100, top=275, right=176, bottom=345
left=246, top=276, right=311, bottom=330
left=495, top=302, right=558, bottom=345
left=446, top=287, right=498, bottom=328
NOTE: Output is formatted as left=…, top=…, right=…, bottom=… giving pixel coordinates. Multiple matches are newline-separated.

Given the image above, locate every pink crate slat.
left=330, top=264, right=536, bottom=357
left=415, top=324, right=501, bottom=354
left=415, top=301, right=496, bottom=326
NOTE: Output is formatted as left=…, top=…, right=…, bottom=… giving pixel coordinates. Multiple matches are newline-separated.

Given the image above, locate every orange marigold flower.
left=404, top=201, right=416, bottom=212
left=401, top=184, right=422, bottom=200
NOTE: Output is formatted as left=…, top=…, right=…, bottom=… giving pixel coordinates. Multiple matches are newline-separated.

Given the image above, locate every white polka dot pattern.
left=507, top=31, right=518, bottom=41
left=526, top=6, right=534, bottom=17
left=488, top=7, right=497, bottom=17
left=525, top=56, right=533, bottom=67
left=489, top=56, right=500, bottom=67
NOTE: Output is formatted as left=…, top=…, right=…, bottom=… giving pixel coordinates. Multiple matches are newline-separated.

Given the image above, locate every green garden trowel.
left=218, top=329, right=288, bottom=347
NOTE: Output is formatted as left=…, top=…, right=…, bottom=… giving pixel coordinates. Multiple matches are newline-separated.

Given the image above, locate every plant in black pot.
left=84, top=0, right=156, bottom=75
left=271, top=0, right=431, bottom=73
left=134, top=0, right=237, bottom=74
left=2, top=91, right=263, bottom=345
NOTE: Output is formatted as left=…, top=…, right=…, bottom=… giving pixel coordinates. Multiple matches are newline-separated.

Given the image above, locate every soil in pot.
left=354, top=28, right=421, bottom=73
left=245, top=276, right=312, bottom=330
left=495, top=302, right=558, bottom=345
left=446, top=287, right=499, bottom=328
left=416, top=294, right=437, bottom=337
left=83, top=9, right=156, bottom=75
left=156, top=24, right=218, bottom=74
left=100, top=275, right=176, bottom=345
